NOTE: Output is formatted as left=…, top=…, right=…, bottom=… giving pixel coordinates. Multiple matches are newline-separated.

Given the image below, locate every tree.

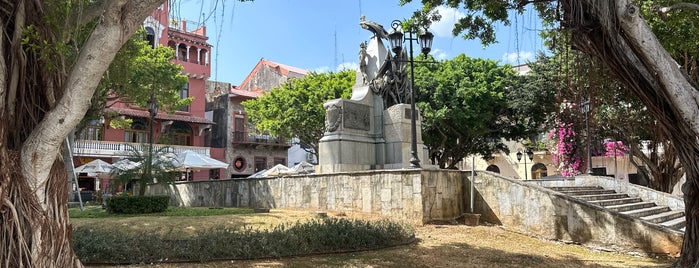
left=1, top=1, right=165, bottom=266
left=414, top=54, right=553, bottom=169
left=242, top=70, right=354, bottom=159
left=403, top=0, right=699, bottom=266
left=109, top=144, right=178, bottom=196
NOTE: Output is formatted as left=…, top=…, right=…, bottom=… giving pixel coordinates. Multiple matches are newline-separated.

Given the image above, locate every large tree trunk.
left=0, top=1, right=164, bottom=266
left=561, top=1, right=699, bottom=266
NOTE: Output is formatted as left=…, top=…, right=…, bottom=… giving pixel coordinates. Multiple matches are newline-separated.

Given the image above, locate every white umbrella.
left=288, top=161, right=315, bottom=174
left=174, top=150, right=229, bottom=171
left=74, top=159, right=113, bottom=175
left=261, top=164, right=290, bottom=177
left=112, top=159, right=140, bottom=172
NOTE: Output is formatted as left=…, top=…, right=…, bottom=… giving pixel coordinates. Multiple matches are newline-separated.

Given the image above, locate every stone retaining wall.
left=146, top=169, right=468, bottom=224
left=474, top=172, right=683, bottom=255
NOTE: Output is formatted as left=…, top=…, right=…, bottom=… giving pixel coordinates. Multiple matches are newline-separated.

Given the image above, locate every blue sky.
left=171, top=0, right=546, bottom=85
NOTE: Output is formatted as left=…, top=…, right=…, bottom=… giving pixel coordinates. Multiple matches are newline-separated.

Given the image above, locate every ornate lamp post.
left=516, top=148, right=534, bottom=180
left=581, top=100, right=592, bottom=174
left=387, top=20, right=434, bottom=168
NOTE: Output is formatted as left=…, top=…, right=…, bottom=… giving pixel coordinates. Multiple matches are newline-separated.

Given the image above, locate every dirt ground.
left=90, top=209, right=675, bottom=268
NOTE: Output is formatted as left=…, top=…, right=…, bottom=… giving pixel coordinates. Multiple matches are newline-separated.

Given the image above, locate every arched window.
left=167, top=121, right=192, bottom=146
left=145, top=27, right=155, bottom=47
left=486, top=165, right=500, bottom=173
left=532, top=163, right=548, bottom=179
left=125, top=118, right=149, bottom=143
left=177, top=44, right=188, bottom=61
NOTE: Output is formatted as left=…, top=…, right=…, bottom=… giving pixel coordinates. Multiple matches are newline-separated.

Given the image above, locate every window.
left=167, top=122, right=192, bottom=146
left=233, top=157, right=246, bottom=171
left=209, top=169, right=220, bottom=180
left=124, top=118, right=149, bottom=143
left=531, top=163, right=548, bottom=179
left=78, top=119, right=103, bottom=141
left=145, top=27, right=155, bottom=48
left=274, top=157, right=286, bottom=166
left=233, top=115, right=246, bottom=142
left=486, top=165, right=500, bottom=174
left=179, top=83, right=189, bottom=112
left=254, top=157, right=267, bottom=172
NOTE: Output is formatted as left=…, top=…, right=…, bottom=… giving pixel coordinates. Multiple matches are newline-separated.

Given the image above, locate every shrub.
left=106, top=195, right=169, bottom=214
left=74, top=218, right=415, bottom=264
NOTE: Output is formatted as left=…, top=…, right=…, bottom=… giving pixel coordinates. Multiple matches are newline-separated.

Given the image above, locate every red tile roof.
left=230, top=87, right=264, bottom=98
left=237, top=58, right=309, bottom=91
left=107, top=107, right=215, bottom=124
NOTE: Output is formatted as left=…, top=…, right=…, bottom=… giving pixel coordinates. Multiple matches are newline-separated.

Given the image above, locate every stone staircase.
left=547, top=186, right=686, bottom=233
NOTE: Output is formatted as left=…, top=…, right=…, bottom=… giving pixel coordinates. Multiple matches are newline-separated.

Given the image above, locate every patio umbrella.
left=288, top=161, right=315, bottom=174
left=111, top=159, right=140, bottom=172
left=174, top=150, right=229, bottom=171
left=74, top=159, right=113, bottom=175
left=260, top=164, right=290, bottom=177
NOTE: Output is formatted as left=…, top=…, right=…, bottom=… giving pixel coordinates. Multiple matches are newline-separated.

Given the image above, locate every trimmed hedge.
left=74, top=218, right=415, bottom=264
left=106, top=195, right=169, bottom=214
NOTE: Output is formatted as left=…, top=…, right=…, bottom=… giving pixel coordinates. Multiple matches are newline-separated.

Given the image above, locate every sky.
left=171, top=0, right=547, bottom=86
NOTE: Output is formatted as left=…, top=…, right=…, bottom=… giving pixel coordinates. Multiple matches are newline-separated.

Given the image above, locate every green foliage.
left=69, top=206, right=254, bottom=218
left=109, top=144, right=179, bottom=196
left=242, top=70, right=354, bottom=156
left=73, top=218, right=414, bottom=264
left=80, top=30, right=192, bottom=132
left=414, top=54, right=548, bottom=168
left=106, top=195, right=169, bottom=214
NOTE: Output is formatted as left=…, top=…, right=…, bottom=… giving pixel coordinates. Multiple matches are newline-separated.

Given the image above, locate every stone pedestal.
left=383, top=104, right=423, bottom=169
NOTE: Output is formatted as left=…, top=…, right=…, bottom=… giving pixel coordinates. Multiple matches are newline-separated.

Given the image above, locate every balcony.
left=231, top=131, right=290, bottom=148
left=73, top=140, right=211, bottom=158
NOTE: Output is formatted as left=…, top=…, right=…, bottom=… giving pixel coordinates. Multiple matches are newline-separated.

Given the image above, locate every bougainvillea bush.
left=548, top=122, right=582, bottom=177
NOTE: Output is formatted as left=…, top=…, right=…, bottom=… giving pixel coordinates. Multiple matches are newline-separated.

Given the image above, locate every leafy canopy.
left=242, top=70, right=354, bottom=156
left=414, top=54, right=551, bottom=168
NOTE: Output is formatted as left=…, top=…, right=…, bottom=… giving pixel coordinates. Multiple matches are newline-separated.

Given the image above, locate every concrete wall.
left=474, top=172, right=683, bottom=255
left=147, top=169, right=468, bottom=224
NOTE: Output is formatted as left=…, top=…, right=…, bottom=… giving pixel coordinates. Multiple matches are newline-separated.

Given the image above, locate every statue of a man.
left=359, top=42, right=368, bottom=85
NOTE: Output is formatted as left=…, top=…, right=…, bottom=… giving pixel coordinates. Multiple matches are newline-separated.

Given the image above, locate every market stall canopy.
left=174, top=150, right=229, bottom=171
left=74, top=159, right=113, bottom=175
left=288, top=161, right=315, bottom=174
left=111, top=159, right=140, bottom=172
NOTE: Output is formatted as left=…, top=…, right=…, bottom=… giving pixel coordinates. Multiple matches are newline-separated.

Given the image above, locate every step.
left=589, top=197, right=642, bottom=207
left=660, top=216, right=686, bottom=230
left=548, top=186, right=603, bottom=191
left=621, top=206, right=671, bottom=218
left=605, top=201, right=657, bottom=212
left=641, top=210, right=685, bottom=224
left=575, top=193, right=629, bottom=201
left=560, top=189, right=617, bottom=196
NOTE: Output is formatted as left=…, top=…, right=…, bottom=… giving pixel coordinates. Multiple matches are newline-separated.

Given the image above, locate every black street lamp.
left=147, top=95, right=159, bottom=175
left=581, top=100, right=592, bottom=174
left=516, top=148, right=534, bottom=180
left=387, top=20, right=434, bottom=168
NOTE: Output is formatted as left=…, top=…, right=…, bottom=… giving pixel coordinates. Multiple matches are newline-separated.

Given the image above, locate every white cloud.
left=501, top=51, right=534, bottom=65
left=431, top=48, right=448, bottom=61
left=336, top=62, right=358, bottom=72
left=313, top=66, right=331, bottom=73
left=430, top=6, right=465, bottom=38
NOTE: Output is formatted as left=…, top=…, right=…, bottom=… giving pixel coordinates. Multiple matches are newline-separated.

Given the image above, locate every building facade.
left=72, top=2, right=225, bottom=197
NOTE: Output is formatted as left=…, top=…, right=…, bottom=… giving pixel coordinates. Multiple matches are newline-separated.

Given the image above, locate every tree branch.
left=654, top=2, right=699, bottom=17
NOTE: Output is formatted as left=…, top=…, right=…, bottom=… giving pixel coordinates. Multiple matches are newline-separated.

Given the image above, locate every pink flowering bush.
left=603, top=140, right=627, bottom=157
left=547, top=122, right=582, bottom=177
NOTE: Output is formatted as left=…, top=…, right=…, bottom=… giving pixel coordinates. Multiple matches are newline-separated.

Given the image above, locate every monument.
left=318, top=17, right=428, bottom=173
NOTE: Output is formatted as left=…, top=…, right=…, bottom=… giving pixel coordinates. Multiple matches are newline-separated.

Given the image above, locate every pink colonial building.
left=72, top=3, right=225, bottom=197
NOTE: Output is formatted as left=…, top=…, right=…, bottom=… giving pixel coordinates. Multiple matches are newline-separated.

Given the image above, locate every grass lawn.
left=72, top=208, right=676, bottom=268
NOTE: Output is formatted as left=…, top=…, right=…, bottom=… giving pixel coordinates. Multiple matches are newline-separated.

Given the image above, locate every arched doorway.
left=531, top=163, right=548, bottom=179
left=486, top=164, right=500, bottom=173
